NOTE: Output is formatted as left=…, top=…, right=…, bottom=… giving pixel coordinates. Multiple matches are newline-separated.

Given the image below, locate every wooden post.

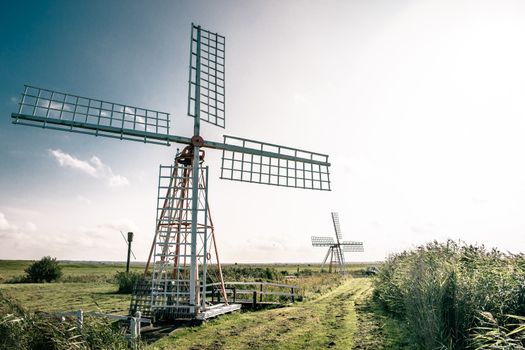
left=130, top=318, right=137, bottom=350
left=291, top=287, right=295, bottom=303
left=233, top=287, right=236, bottom=303
left=252, top=291, right=257, bottom=307
left=76, top=309, right=84, bottom=330
left=259, top=284, right=263, bottom=302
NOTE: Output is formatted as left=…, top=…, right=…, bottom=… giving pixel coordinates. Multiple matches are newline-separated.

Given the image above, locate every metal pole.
left=126, top=232, right=133, bottom=274
left=189, top=24, right=202, bottom=315
left=201, top=166, right=209, bottom=309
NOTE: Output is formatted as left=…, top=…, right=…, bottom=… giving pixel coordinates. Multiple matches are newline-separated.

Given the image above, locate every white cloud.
left=24, top=222, right=37, bottom=232
left=49, top=149, right=129, bottom=187
left=75, top=195, right=92, bottom=205
left=0, top=212, right=17, bottom=231
left=10, top=96, right=18, bottom=104
left=0, top=212, right=36, bottom=240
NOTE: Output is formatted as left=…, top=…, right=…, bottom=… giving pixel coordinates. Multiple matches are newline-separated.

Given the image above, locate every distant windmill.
left=311, top=212, right=363, bottom=274
left=10, top=23, right=332, bottom=320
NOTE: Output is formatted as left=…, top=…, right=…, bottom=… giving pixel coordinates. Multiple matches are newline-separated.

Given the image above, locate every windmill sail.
left=331, top=212, right=342, bottom=241
left=219, top=135, right=331, bottom=191
left=12, top=85, right=179, bottom=146
left=188, top=23, right=225, bottom=128
left=311, top=236, right=335, bottom=246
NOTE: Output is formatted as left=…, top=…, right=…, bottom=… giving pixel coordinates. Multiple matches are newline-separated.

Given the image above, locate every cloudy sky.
left=1, top=0, right=525, bottom=263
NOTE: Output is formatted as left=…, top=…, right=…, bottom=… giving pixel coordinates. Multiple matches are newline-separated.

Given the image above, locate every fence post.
left=233, top=287, right=236, bottom=303
left=129, top=314, right=140, bottom=350
left=291, top=287, right=295, bottom=302
left=252, top=291, right=257, bottom=307
left=77, top=309, right=84, bottom=330
left=135, top=311, right=141, bottom=337
left=259, top=284, right=263, bottom=302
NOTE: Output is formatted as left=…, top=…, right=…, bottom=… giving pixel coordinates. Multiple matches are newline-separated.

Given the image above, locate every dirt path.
left=149, top=278, right=372, bottom=350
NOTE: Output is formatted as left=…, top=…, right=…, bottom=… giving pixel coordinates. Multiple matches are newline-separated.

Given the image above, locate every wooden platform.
left=196, top=303, right=242, bottom=320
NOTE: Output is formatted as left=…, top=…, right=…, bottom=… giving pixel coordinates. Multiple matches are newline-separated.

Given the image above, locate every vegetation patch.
left=0, top=290, right=129, bottom=350
left=149, top=278, right=372, bottom=350
left=373, top=240, right=525, bottom=349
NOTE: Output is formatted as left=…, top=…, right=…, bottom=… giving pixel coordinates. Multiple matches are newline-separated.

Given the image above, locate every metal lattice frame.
left=220, top=135, right=331, bottom=190
left=14, top=85, right=170, bottom=145
left=150, top=161, right=210, bottom=318
left=311, top=236, right=335, bottom=246
left=188, top=23, right=225, bottom=128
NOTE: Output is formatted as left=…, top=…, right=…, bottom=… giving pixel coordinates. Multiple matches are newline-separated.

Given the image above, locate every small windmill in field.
left=311, top=212, right=363, bottom=274
left=11, top=23, right=332, bottom=321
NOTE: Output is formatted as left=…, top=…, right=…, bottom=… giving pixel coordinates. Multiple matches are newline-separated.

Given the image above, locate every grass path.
left=150, top=278, right=371, bottom=350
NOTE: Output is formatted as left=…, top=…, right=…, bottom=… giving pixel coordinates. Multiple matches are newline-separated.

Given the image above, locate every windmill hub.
left=191, top=135, right=204, bottom=147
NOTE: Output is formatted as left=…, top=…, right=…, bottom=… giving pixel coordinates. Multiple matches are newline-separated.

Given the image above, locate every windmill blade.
left=311, top=236, right=335, bottom=246
left=331, top=212, right=342, bottom=242
left=341, top=241, right=364, bottom=252
left=213, top=135, right=331, bottom=191
left=11, top=85, right=185, bottom=146
left=120, top=230, right=137, bottom=260
left=188, top=23, right=225, bottom=128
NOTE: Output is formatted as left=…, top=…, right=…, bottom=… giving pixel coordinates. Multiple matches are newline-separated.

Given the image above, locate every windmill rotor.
left=311, top=212, right=364, bottom=274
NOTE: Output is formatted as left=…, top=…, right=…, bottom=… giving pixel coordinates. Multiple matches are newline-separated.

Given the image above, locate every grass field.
left=0, top=260, right=412, bottom=349
left=149, top=278, right=415, bottom=350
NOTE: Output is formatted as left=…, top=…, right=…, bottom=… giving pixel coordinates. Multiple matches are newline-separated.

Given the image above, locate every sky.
left=1, top=0, right=525, bottom=263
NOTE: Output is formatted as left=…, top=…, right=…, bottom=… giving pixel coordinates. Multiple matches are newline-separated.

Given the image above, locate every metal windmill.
left=10, top=23, right=332, bottom=321
left=311, top=212, right=363, bottom=274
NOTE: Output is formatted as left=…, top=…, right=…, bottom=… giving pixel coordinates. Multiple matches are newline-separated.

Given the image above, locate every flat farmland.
left=0, top=260, right=414, bottom=349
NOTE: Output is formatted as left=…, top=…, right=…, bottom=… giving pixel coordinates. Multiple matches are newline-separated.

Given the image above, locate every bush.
left=373, top=240, right=525, bottom=349
left=115, top=272, right=144, bottom=294
left=24, top=256, right=62, bottom=283
left=218, top=266, right=282, bottom=282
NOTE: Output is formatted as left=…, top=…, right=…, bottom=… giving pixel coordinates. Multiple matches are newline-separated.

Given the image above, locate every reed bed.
left=373, top=240, right=525, bottom=349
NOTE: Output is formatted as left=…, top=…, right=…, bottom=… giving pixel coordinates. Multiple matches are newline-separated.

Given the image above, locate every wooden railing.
left=206, top=281, right=298, bottom=307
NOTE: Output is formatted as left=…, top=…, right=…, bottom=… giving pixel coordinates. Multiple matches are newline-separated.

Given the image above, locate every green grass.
left=0, top=259, right=414, bottom=349
left=149, top=277, right=412, bottom=350
left=0, top=260, right=144, bottom=314
left=0, top=282, right=130, bottom=314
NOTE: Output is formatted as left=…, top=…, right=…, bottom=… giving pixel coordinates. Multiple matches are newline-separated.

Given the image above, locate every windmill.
left=10, top=23, right=332, bottom=321
left=311, top=212, right=363, bottom=274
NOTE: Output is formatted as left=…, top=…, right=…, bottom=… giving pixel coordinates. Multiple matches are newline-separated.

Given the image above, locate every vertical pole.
left=130, top=317, right=138, bottom=350
left=189, top=24, right=202, bottom=315
left=77, top=309, right=83, bottom=330
left=126, top=232, right=133, bottom=274
left=201, top=167, right=209, bottom=309
left=190, top=148, right=200, bottom=313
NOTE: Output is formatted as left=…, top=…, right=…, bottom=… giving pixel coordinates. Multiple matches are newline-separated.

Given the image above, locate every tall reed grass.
left=374, top=240, right=525, bottom=349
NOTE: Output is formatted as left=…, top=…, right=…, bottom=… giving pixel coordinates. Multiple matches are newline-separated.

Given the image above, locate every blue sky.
left=2, top=0, right=525, bottom=262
